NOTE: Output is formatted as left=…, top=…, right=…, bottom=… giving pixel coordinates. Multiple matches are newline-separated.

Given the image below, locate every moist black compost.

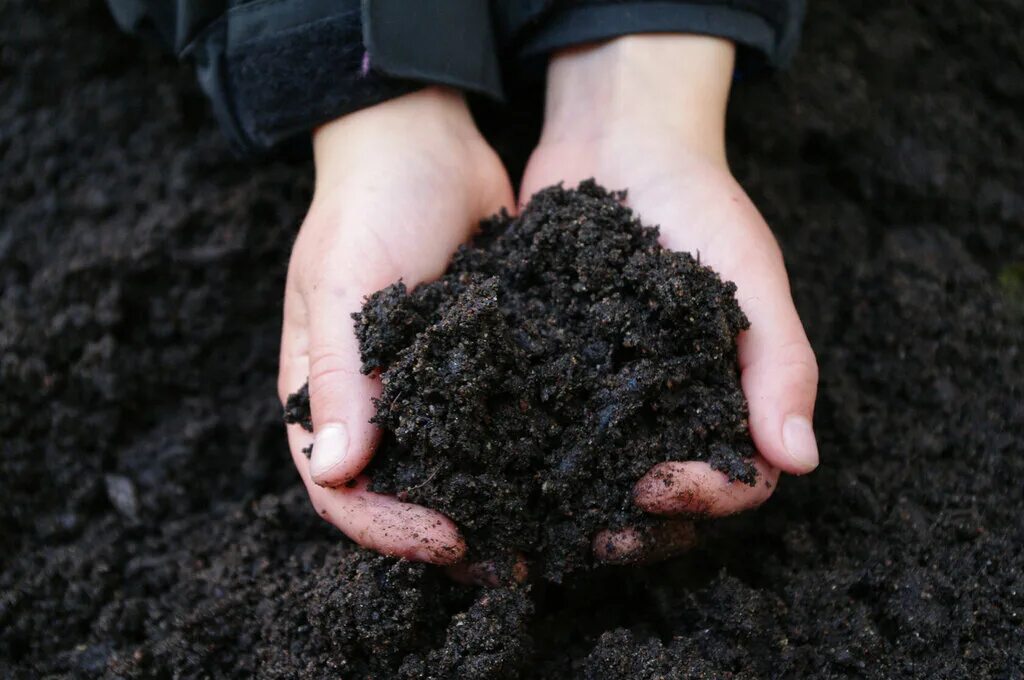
left=2, top=1, right=1023, bottom=678
left=287, top=181, right=754, bottom=579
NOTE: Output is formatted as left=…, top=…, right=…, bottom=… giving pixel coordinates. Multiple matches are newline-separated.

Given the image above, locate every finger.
left=303, top=283, right=382, bottom=488
left=593, top=520, right=697, bottom=565
left=736, top=266, right=820, bottom=474
left=286, top=424, right=466, bottom=564
left=645, top=179, right=820, bottom=476
left=279, top=284, right=316, bottom=465
left=445, top=554, right=530, bottom=587
left=700, top=224, right=820, bottom=476
left=278, top=274, right=311, bottom=407
left=282, top=352, right=466, bottom=565
left=634, top=457, right=779, bottom=517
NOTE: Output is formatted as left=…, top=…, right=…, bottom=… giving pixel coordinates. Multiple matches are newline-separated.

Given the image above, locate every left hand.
left=521, top=35, right=819, bottom=564
left=279, top=88, right=514, bottom=564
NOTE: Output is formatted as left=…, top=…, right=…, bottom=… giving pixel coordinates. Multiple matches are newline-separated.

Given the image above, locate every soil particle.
left=103, top=473, right=140, bottom=521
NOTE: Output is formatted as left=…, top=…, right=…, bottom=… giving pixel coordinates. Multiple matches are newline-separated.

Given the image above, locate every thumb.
left=738, top=264, right=820, bottom=475
left=305, top=287, right=382, bottom=487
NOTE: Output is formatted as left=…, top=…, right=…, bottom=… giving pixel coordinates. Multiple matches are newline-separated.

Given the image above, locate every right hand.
left=278, top=87, right=514, bottom=565
left=520, top=35, right=819, bottom=565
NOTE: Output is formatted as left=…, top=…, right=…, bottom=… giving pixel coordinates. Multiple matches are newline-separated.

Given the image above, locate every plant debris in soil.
left=2, top=1, right=1023, bottom=678
left=286, top=180, right=755, bottom=579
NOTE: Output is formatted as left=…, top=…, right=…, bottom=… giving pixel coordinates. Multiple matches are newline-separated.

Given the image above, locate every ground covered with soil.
left=2, top=1, right=1023, bottom=678
left=288, top=181, right=754, bottom=580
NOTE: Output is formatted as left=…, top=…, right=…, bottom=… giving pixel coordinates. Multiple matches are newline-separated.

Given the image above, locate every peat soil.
left=2, top=1, right=1023, bottom=678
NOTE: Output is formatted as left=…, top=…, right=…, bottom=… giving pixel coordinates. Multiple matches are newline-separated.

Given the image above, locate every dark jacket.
left=106, top=0, right=805, bottom=154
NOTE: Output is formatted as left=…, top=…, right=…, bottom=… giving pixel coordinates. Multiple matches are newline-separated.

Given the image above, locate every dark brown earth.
left=2, top=1, right=1023, bottom=678
left=288, top=181, right=754, bottom=580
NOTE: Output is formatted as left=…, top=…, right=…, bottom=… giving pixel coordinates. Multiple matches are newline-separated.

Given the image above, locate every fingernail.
left=782, top=415, right=819, bottom=472
left=309, top=424, right=349, bottom=485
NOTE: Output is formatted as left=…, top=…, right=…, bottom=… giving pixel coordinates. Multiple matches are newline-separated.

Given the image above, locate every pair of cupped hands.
left=279, top=36, right=819, bottom=578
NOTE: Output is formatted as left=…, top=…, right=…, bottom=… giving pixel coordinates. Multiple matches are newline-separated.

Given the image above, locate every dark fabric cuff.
left=185, top=0, right=504, bottom=154
left=362, top=0, right=504, bottom=101
left=188, top=1, right=411, bottom=154
left=109, top=0, right=803, bottom=154
left=517, top=1, right=805, bottom=71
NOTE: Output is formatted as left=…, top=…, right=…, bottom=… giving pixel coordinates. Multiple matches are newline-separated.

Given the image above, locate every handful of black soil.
left=287, top=181, right=755, bottom=579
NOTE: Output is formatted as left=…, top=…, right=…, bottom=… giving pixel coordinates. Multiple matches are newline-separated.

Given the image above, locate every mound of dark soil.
left=2, top=1, right=1023, bottom=678
left=287, top=181, right=753, bottom=578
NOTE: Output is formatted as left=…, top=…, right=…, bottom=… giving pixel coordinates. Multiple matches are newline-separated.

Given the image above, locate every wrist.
left=312, top=87, right=478, bottom=191
left=540, top=34, right=735, bottom=165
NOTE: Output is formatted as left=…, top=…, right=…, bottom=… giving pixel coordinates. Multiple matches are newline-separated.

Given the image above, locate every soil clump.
left=287, top=180, right=754, bottom=579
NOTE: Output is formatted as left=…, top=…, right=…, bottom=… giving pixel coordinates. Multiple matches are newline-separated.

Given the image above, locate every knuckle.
left=307, top=350, right=357, bottom=393
left=774, top=340, right=819, bottom=386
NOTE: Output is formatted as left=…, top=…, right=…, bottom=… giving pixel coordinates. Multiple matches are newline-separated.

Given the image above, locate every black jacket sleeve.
left=106, top=0, right=803, bottom=155
left=503, top=1, right=804, bottom=74
left=105, top=0, right=503, bottom=154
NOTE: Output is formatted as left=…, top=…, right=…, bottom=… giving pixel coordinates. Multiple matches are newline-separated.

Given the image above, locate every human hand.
left=279, top=88, right=514, bottom=564
left=520, top=35, right=819, bottom=564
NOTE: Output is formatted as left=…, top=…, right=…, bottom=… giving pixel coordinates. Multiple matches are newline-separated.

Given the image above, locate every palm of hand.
left=521, top=134, right=818, bottom=562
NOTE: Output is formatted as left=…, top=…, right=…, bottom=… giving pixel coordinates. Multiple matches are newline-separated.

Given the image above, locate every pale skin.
left=279, top=34, right=819, bottom=570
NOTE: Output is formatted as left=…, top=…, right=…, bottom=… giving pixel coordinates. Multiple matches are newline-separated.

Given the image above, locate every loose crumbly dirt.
left=2, top=1, right=1022, bottom=678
